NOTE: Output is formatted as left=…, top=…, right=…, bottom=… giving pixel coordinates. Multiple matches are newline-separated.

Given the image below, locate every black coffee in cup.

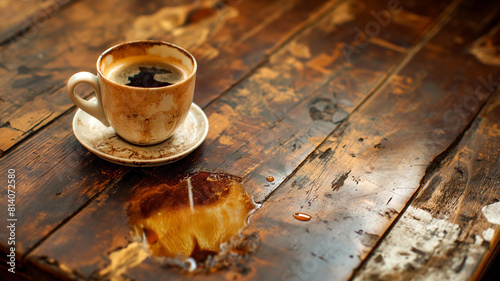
left=105, top=57, right=187, bottom=88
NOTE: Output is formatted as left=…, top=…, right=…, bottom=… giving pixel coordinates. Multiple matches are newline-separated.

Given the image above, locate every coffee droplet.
left=266, top=176, right=274, bottom=182
left=293, top=213, right=311, bottom=221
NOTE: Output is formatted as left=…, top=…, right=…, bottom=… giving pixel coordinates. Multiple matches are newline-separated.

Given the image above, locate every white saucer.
left=72, top=102, right=209, bottom=167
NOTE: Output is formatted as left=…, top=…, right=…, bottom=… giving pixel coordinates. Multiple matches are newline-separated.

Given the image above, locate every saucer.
left=72, top=101, right=209, bottom=167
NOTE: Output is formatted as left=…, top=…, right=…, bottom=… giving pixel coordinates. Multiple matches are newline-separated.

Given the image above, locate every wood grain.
left=17, top=0, right=465, bottom=279
left=0, top=0, right=335, bottom=155
left=0, top=0, right=77, bottom=45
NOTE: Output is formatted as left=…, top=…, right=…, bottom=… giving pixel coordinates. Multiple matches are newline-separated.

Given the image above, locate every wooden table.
left=1, top=0, right=499, bottom=280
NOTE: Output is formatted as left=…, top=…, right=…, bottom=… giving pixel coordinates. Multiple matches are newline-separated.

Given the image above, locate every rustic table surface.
left=0, top=0, right=499, bottom=280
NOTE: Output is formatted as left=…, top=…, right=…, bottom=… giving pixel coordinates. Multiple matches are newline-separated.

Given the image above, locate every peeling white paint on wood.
left=482, top=228, right=495, bottom=242
left=353, top=207, right=488, bottom=281
left=482, top=202, right=500, bottom=225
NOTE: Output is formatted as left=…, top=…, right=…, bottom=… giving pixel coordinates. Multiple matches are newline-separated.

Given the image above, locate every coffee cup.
left=67, top=40, right=197, bottom=145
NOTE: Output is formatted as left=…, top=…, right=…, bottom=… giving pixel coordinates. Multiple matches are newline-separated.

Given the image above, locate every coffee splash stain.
left=96, top=172, right=260, bottom=278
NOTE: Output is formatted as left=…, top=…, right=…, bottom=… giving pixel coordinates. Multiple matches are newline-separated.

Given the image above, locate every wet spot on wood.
left=309, top=98, right=337, bottom=121
left=293, top=213, right=312, bottom=221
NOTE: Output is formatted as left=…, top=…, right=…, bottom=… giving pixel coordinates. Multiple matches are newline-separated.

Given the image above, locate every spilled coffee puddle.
left=99, top=172, right=260, bottom=278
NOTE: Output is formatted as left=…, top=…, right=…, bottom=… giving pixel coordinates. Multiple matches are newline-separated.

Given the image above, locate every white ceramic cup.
left=67, top=41, right=197, bottom=145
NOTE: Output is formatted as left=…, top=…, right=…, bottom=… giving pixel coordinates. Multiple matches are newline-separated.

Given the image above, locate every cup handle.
left=67, top=72, right=110, bottom=127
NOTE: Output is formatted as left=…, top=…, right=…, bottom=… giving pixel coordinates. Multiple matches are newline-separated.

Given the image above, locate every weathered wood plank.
left=0, top=0, right=77, bottom=45
left=0, top=110, right=132, bottom=264
left=18, top=0, right=462, bottom=279
left=0, top=0, right=336, bottom=155
left=352, top=90, right=500, bottom=280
